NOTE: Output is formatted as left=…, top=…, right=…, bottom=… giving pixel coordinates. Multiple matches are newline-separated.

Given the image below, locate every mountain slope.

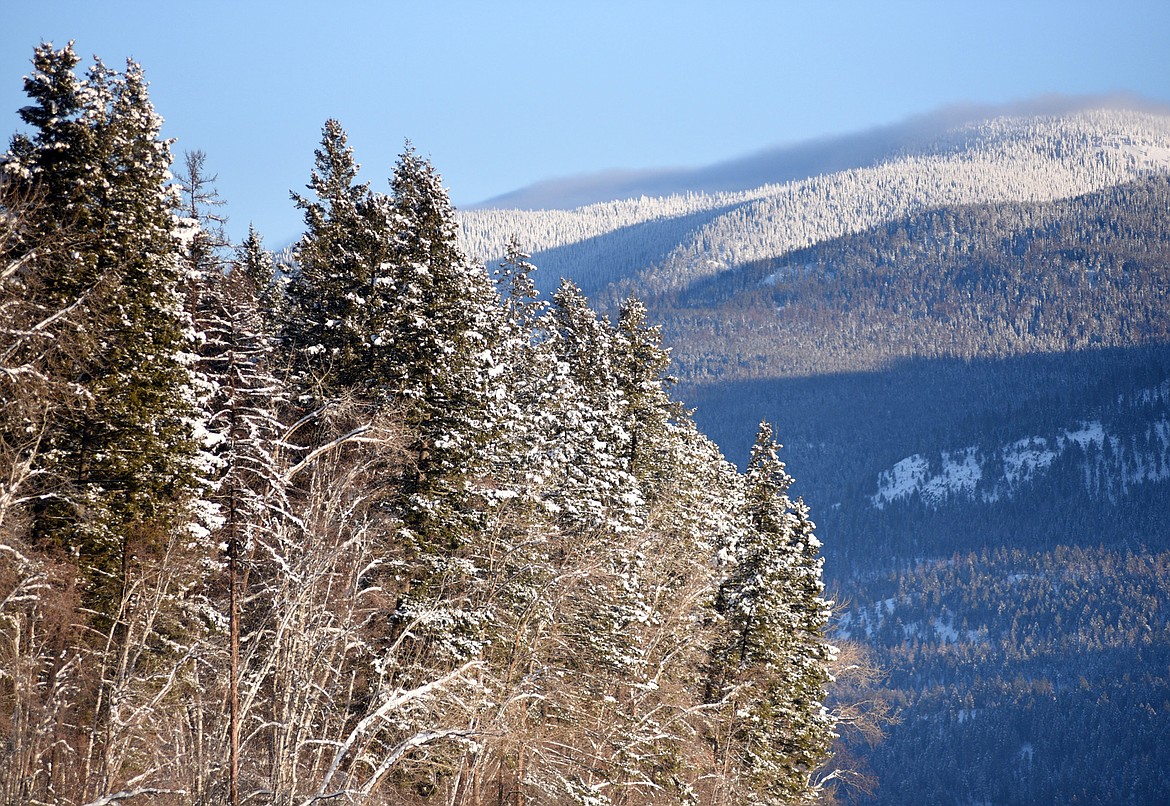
left=460, top=107, right=1170, bottom=301
left=459, top=101, right=1170, bottom=805
left=470, top=94, right=1170, bottom=210
left=665, top=172, right=1170, bottom=380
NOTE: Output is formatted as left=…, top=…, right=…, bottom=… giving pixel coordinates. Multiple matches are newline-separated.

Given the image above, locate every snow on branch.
left=281, top=425, right=377, bottom=481
left=300, top=659, right=484, bottom=805
left=81, top=788, right=188, bottom=806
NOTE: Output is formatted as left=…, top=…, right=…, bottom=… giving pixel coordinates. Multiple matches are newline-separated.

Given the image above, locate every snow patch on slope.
left=871, top=385, right=1170, bottom=509
left=1002, top=438, right=1057, bottom=486
left=872, top=448, right=982, bottom=508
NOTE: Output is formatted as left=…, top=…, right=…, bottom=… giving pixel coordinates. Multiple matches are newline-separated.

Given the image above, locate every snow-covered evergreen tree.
left=544, top=279, right=642, bottom=535
left=707, top=422, right=837, bottom=804
left=4, top=42, right=200, bottom=620
left=613, top=295, right=681, bottom=493
left=2, top=53, right=852, bottom=798
left=283, top=118, right=394, bottom=400
left=379, top=146, right=517, bottom=684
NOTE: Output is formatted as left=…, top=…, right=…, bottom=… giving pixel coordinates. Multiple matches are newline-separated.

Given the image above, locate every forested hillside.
left=463, top=104, right=1170, bottom=804
left=460, top=109, right=1170, bottom=300
left=0, top=44, right=848, bottom=806
left=665, top=178, right=1170, bottom=805
left=662, top=174, right=1170, bottom=380
left=6, top=36, right=1169, bottom=806
left=471, top=96, right=1164, bottom=211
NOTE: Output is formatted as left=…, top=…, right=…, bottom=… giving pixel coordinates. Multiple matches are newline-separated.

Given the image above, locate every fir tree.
left=545, top=279, right=641, bottom=535
left=613, top=295, right=681, bottom=491
left=202, top=254, right=290, bottom=806
left=384, top=143, right=507, bottom=449
left=494, top=236, right=542, bottom=330
left=708, top=422, right=837, bottom=804
left=237, top=224, right=276, bottom=289
left=4, top=43, right=200, bottom=619
left=382, top=145, right=513, bottom=669
left=284, top=118, right=393, bottom=399
left=179, top=155, right=289, bottom=805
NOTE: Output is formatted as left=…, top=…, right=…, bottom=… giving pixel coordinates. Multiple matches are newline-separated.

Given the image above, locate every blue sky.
left=4, top=1, right=1169, bottom=247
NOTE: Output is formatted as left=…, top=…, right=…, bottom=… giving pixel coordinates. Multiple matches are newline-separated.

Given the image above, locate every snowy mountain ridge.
left=470, top=94, right=1170, bottom=211
left=459, top=107, right=1170, bottom=297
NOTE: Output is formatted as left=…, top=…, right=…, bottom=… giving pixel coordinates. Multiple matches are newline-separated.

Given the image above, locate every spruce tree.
left=544, top=279, right=641, bottom=534
left=178, top=153, right=289, bottom=805
left=204, top=252, right=290, bottom=806
left=284, top=118, right=393, bottom=399
left=708, top=422, right=837, bottom=803
left=384, top=143, right=507, bottom=448
left=237, top=224, right=276, bottom=289
left=382, top=145, right=513, bottom=667
left=494, top=236, right=542, bottom=330
left=613, top=295, right=681, bottom=493
left=4, top=43, right=200, bottom=619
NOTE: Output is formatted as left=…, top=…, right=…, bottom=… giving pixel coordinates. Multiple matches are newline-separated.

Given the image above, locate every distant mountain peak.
left=470, top=94, right=1170, bottom=212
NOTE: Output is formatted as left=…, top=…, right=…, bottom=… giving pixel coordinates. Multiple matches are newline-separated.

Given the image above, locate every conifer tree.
left=482, top=240, right=567, bottom=529
left=179, top=151, right=290, bottom=804
left=381, top=146, right=514, bottom=675
left=203, top=257, right=290, bottom=806
left=177, top=148, right=229, bottom=287
left=545, top=279, right=641, bottom=534
left=613, top=295, right=681, bottom=491
left=284, top=118, right=393, bottom=399
left=384, top=143, right=507, bottom=454
left=237, top=224, right=276, bottom=288
left=4, top=42, right=200, bottom=619
left=707, top=422, right=837, bottom=804
left=2, top=44, right=215, bottom=804
left=495, top=236, right=542, bottom=329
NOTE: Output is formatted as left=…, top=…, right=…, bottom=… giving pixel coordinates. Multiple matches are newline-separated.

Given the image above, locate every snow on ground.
left=1002, top=437, right=1057, bottom=485
left=871, top=455, right=930, bottom=508
left=1062, top=420, right=1106, bottom=449
left=870, top=396, right=1170, bottom=509
left=872, top=448, right=981, bottom=509
left=921, top=448, right=982, bottom=506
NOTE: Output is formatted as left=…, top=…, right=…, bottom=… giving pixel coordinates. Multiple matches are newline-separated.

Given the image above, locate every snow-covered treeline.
left=0, top=43, right=860, bottom=806
left=459, top=110, right=1170, bottom=297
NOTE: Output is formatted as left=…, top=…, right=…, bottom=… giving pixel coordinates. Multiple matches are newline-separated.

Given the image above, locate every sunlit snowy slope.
left=460, top=105, right=1170, bottom=298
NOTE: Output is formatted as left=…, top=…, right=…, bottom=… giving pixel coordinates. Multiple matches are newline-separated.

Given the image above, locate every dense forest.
left=0, top=44, right=858, bottom=805
left=658, top=173, right=1170, bottom=804
left=7, top=37, right=1170, bottom=806
left=460, top=109, right=1170, bottom=302
left=844, top=543, right=1170, bottom=805
left=656, top=174, right=1170, bottom=381
left=463, top=100, right=1170, bottom=803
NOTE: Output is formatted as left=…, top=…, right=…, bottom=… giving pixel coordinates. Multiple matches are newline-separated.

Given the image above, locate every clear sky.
left=4, top=1, right=1169, bottom=247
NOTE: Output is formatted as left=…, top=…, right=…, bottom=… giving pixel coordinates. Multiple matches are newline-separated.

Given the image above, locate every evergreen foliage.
left=3, top=41, right=199, bottom=620
left=284, top=118, right=391, bottom=399
left=707, top=423, right=836, bottom=803
left=0, top=43, right=843, bottom=806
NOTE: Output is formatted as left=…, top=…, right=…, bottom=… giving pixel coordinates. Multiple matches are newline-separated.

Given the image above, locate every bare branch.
left=81, top=788, right=187, bottom=806
left=281, top=425, right=381, bottom=481
left=303, top=659, right=483, bottom=805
